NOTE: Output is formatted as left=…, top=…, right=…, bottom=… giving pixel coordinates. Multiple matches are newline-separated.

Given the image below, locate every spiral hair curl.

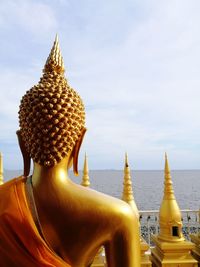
left=18, top=36, right=85, bottom=167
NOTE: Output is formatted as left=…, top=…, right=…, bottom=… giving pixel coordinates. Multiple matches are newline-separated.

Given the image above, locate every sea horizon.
left=4, top=168, right=200, bottom=171
left=3, top=169, right=200, bottom=211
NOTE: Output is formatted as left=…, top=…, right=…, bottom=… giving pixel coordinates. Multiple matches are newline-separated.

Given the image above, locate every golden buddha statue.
left=0, top=36, right=140, bottom=267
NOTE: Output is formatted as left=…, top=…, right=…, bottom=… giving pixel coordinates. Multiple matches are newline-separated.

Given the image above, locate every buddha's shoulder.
left=70, top=181, right=134, bottom=219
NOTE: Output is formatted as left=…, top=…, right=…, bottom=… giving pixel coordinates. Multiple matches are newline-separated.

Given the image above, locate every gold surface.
left=80, top=154, right=104, bottom=266
left=151, top=235, right=197, bottom=267
left=140, top=238, right=152, bottom=267
left=91, top=247, right=106, bottom=267
left=122, top=153, right=139, bottom=219
left=0, top=152, right=3, bottom=185
left=17, top=36, right=141, bottom=267
left=44, top=34, right=65, bottom=74
left=158, top=153, right=184, bottom=242
left=81, top=153, right=90, bottom=187
left=151, top=154, right=197, bottom=267
left=121, top=153, right=151, bottom=266
left=18, top=35, right=85, bottom=168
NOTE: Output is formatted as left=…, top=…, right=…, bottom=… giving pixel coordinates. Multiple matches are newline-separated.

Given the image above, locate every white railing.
left=139, top=209, right=200, bottom=245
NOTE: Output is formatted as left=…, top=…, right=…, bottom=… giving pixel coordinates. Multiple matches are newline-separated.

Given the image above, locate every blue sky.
left=0, top=0, right=200, bottom=170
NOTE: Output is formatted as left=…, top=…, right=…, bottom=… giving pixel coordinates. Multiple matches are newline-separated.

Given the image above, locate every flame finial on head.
left=43, top=34, right=65, bottom=74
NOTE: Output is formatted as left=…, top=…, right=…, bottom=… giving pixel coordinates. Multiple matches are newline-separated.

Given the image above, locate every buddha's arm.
left=105, top=209, right=140, bottom=267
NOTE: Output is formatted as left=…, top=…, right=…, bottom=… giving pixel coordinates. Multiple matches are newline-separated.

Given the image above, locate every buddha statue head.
left=17, top=35, right=86, bottom=176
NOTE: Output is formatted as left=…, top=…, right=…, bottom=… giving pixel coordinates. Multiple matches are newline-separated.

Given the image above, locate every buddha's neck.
left=31, top=158, right=70, bottom=189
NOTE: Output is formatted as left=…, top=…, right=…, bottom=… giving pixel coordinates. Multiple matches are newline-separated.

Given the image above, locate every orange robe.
left=0, top=176, right=70, bottom=267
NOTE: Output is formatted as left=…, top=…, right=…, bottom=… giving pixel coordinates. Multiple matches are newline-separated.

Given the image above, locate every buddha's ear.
left=73, top=128, right=87, bottom=176
left=16, top=130, right=31, bottom=177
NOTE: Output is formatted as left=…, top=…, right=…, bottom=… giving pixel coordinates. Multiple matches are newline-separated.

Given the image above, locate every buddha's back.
left=31, top=176, right=140, bottom=266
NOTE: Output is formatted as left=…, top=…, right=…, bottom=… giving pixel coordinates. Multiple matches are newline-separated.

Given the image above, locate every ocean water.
left=4, top=169, right=200, bottom=211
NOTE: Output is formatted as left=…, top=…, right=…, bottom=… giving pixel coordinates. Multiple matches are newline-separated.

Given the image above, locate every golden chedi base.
left=151, top=235, right=198, bottom=267
left=141, top=238, right=152, bottom=267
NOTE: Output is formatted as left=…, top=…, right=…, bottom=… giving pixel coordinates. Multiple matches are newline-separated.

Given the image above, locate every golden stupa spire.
left=0, top=152, right=4, bottom=185
left=122, top=153, right=139, bottom=219
left=163, top=152, right=175, bottom=200
left=122, top=153, right=134, bottom=202
left=81, top=153, right=90, bottom=187
left=158, top=153, right=184, bottom=242
left=43, top=34, right=65, bottom=74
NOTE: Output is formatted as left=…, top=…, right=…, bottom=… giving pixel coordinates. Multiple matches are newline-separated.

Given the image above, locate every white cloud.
left=0, top=0, right=57, bottom=38
left=1, top=0, right=200, bottom=169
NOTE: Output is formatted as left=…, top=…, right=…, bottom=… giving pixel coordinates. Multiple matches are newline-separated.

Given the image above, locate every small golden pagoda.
left=122, top=153, right=139, bottom=219
left=151, top=153, right=197, bottom=267
left=0, top=152, right=4, bottom=185
left=81, top=153, right=90, bottom=187
left=122, top=153, right=152, bottom=267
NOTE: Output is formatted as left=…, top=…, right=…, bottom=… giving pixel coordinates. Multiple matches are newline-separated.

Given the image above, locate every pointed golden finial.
left=81, top=153, right=90, bottom=187
left=43, top=34, right=65, bottom=74
left=122, top=153, right=139, bottom=219
left=164, top=152, right=175, bottom=200
left=0, top=152, right=4, bottom=185
left=158, top=153, right=184, bottom=242
left=165, top=152, right=170, bottom=173
left=122, top=153, right=133, bottom=202
left=125, top=152, right=129, bottom=167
